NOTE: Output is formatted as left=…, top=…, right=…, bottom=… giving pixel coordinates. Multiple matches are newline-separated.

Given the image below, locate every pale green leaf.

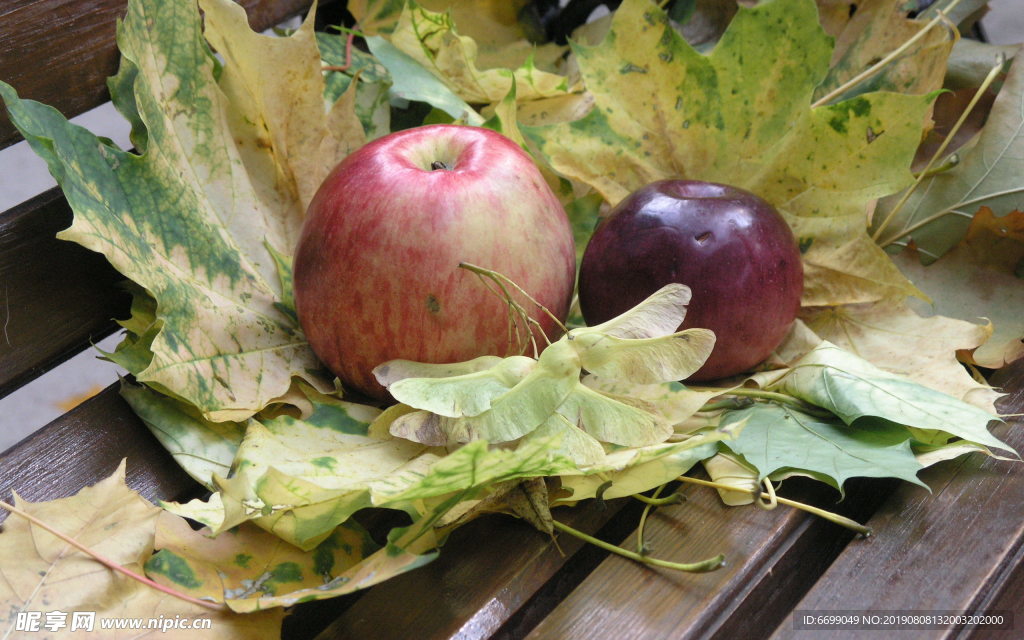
left=520, top=414, right=607, bottom=466
left=0, top=0, right=347, bottom=421
left=149, top=499, right=446, bottom=610
left=702, top=452, right=759, bottom=506
left=165, top=393, right=582, bottom=549
left=721, top=404, right=927, bottom=493
left=773, top=342, right=1015, bottom=454
left=570, top=328, right=716, bottom=384
left=388, top=409, right=451, bottom=446
left=365, top=35, right=485, bottom=124
left=555, top=384, right=671, bottom=447
left=389, top=340, right=581, bottom=445
left=388, top=3, right=573, bottom=105
left=379, top=355, right=533, bottom=417
left=120, top=382, right=243, bottom=489
left=577, top=283, right=693, bottom=339
left=525, top=0, right=930, bottom=305
left=555, top=433, right=724, bottom=503
left=873, top=53, right=1024, bottom=258
left=584, top=377, right=727, bottom=431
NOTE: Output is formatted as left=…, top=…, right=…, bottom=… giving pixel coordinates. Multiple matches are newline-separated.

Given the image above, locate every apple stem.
left=430, top=160, right=449, bottom=171
left=0, top=499, right=227, bottom=611
left=674, top=476, right=873, bottom=536
left=551, top=519, right=725, bottom=573
left=458, top=262, right=569, bottom=352
left=811, top=0, right=962, bottom=108
left=874, top=55, right=1006, bottom=246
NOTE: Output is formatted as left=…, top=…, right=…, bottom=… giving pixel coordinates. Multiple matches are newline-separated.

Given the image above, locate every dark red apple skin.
left=294, top=124, right=576, bottom=398
left=578, top=179, right=803, bottom=381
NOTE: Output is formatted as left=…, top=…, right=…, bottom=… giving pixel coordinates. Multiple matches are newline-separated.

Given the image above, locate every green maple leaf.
left=147, top=510, right=437, bottom=612
left=0, top=0, right=366, bottom=421
left=772, top=342, right=1015, bottom=455
left=525, top=0, right=932, bottom=306
left=158, top=389, right=580, bottom=550
left=720, top=404, right=926, bottom=493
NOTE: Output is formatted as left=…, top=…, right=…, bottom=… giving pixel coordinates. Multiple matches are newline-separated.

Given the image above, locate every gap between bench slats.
left=0, top=188, right=130, bottom=399
left=771, top=359, right=1024, bottom=640
left=0, top=0, right=321, bottom=150
left=513, top=473, right=888, bottom=640
left=310, top=498, right=642, bottom=640
left=0, top=383, right=200, bottom=524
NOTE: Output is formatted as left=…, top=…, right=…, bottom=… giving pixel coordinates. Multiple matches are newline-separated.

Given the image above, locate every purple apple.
left=294, top=124, right=576, bottom=398
left=578, top=179, right=803, bottom=381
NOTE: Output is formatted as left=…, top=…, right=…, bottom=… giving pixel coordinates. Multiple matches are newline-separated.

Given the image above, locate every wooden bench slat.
left=0, top=0, right=321, bottom=150
left=771, top=359, right=1024, bottom=639
left=313, top=499, right=640, bottom=640
left=518, top=473, right=895, bottom=640
left=0, top=188, right=130, bottom=398
left=0, top=383, right=200, bottom=523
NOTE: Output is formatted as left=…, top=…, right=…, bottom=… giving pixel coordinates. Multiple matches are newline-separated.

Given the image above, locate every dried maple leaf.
left=0, top=462, right=282, bottom=638
left=525, top=0, right=932, bottom=306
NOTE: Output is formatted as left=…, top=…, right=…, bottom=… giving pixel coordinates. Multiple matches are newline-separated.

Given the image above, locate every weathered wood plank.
left=771, top=358, right=1024, bottom=640
left=0, top=189, right=130, bottom=399
left=0, top=0, right=322, bottom=149
left=313, top=499, right=640, bottom=640
left=0, top=384, right=200, bottom=523
left=521, top=474, right=890, bottom=640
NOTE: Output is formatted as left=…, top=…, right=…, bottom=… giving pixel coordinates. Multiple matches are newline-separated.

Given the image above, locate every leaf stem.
left=691, top=387, right=830, bottom=417
left=912, top=153, right=959, bottom=179
left=551, top=519, right=725, bottom=572
left=322, top=32, right=357, bottom=72
left=873, top=55, right=1006, bottom=244
left=698, top=398, right=753, bottom=412
left=466, top=268, right=541, bottom=356
left=632, top=491, right=684, bottom=507
left=459, top=262, right=569, bottom=335
left=0, top=500, right=226, bottom=611
left=635, top=484, right=670, bottom=554
left=674, top=477, right=872, bottom=536
left=754, top=478, right=778, bottom=511
left=811, top=0, right=961, bottom=108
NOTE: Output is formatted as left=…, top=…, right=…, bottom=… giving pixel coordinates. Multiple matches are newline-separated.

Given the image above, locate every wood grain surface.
left=771, top=358, right=1024, bottom=640
left=313, top=498, right=640, bottom=640
left=0, top=384, right=200, bottom=523
left=0, top=0, right=323, bottom=149
left=520, top=475, right=893, bottom=640
left=0, top=188, right=130, bottom=398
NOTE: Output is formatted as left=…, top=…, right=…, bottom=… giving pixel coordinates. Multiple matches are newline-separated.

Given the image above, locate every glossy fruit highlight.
left=578, top=179, right=803, bottom=381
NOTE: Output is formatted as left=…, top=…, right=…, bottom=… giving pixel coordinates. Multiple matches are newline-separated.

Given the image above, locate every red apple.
left=578, top=179, right=803, bottom=381
left=294, top=124, right=576, bottom=398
